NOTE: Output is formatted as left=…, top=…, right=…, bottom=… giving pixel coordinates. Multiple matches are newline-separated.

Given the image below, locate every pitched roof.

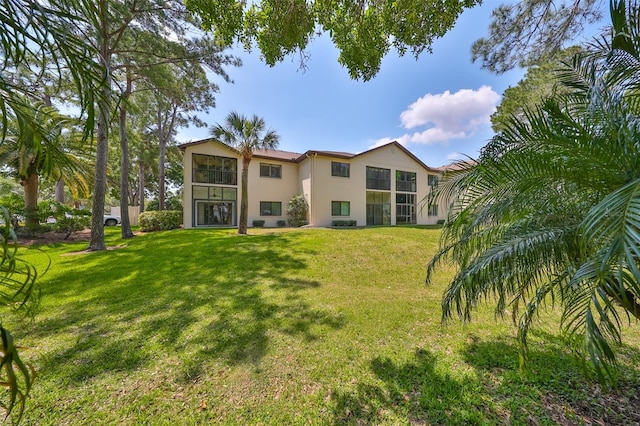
left=435, top=159, right=476, bottom=172
left=252, top=148, right=302, bottom=162
left=353, top=141, right=439, bottom=173
left=179, top=139, right=440, bottom=172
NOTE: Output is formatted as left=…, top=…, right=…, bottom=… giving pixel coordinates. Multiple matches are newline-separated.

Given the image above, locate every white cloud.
left=371, top=86, right=499, bottom=149
left=400, top=85, right=499, bottom=131
left=446, top=152, right=463, bottom=160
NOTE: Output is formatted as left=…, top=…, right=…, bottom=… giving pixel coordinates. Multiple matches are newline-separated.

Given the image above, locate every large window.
left=260, top=201, right=282, bottom=216
left=428, top=174, right=439, bottom=187
left=193, top=185, right=237, bottom=226
left=366, top=166, right=391, bottom=190
left=193, top=154, right=237, bottom=185
left=396, top=193, right=416, bottom=224
left=331, top=161, right=350, bottom=177
left=260, top=163, right=282, bottom=178
left=331, top=201, right=350, bottom=216
left=428, top=204, right=438, bottom=216
left=366, top=191, right=391, bottom=225
left=396, top=170, right=417, bottom=192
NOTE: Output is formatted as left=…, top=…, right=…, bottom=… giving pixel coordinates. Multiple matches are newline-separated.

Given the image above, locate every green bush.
left=0, top=193, right=24, bottom=218
left=54, top=215, right=90, bottom=234
left=252, top=220, right=265, bottom=227
left=139, top=210, right=182, bottom=232
left=146, top=196, right=183, bottom=212
left=276, top=220, right=286, bottom=227
left=287, top=194, right=308, bottom=227
left=332, top=220, right=357, bottom=227
left=436, top=219, right=445, bottom=225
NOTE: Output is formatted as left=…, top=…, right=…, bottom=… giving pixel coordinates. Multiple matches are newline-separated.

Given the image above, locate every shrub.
left=332, top=220, right=357, bottom=227
left=436, top=219, right=445, bottom=225
left=139, top=210, right=182, bottom=232
left=252, top=220, right=265, bottom=227
left=146, top=196, right=183, bottom=212
left=276, top=220, right=286, bottom=227
left=0, top=193, right=24, bottom=218
left=287, top=194, right=308, bottom=227
left=55, top=215, right=90, bottom=234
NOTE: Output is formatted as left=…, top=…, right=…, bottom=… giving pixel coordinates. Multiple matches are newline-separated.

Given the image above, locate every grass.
left=8, top=226, right=640, bottom=425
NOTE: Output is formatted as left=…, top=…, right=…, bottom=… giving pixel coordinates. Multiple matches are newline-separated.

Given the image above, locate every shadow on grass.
left=28, top=230, right=344, bottom=384
left=461, top=332, right=640, bottom=425
left=330, top=348, right=497, bottom=425
left=330, top=332, right=640, bottom=425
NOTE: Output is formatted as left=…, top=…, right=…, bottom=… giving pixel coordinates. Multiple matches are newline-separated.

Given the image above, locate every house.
left=179, top=139, right=448, bottom=228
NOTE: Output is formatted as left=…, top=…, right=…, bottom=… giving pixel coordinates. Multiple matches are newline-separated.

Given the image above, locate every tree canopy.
left=186, top=0, right=480, bottom=81
left=472, top=0, right=605, bottom=73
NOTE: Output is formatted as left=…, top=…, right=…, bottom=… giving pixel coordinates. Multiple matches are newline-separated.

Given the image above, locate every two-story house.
left=180, top=139, right=447, bottom=228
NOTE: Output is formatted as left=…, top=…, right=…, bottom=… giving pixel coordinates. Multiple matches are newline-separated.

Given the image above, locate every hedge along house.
left=179, top=139, right=448, bottom=228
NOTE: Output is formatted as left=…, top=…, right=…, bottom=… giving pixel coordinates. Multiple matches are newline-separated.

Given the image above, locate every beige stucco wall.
left=301, top=145, right=446, bottom=227
left=247, top=158, right=299, bottom=227
left=183, top=140, right=448, bottom=229
left=182, top=142, right=240, bottom=229
left=183, top=142, right=300, bottom=228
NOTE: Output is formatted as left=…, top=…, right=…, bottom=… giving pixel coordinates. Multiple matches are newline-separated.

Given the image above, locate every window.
left=396, top=170, right=417, bottom=192
left=428, top=204, right=438, bottom=216
left=260, top=163, right=282, bottom=178
left=366, top=166, right=391, bottom=190
left=366, top=191, right=391, bottom=225
left=192, top=185, right=237, bottom=201
left=192, top=185, right=237, bottom=227
left=193, top=154, right=237, bottom=185
left=331, top=201, right=350, bottom=216
left=331, top=161, right=350, bottom=177
left=428, top=174, right=439, bottom=187
left=396, top=193, right=416, bottom=224
left=260, top=201, right=282, bottom=216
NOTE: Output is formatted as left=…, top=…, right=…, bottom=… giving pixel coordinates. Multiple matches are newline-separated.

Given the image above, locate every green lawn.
left=10, top=226, right=640, bottom=425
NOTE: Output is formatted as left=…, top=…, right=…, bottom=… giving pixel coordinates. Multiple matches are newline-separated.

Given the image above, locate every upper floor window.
left=366, top=166, right=390, bottom=190
left=260, top=163, right=282, bottom=178
left=331, top=161, right=350, bottom=177
left=193, top=154, right=237, bottom=185
left=428, top=174, right=439, bottom=187
left=396, top=170, right=417, bottom=192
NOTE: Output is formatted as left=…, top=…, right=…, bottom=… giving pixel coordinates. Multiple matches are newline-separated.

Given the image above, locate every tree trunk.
left=118, top=96, right=134, bottom=239
left=157, top=105, right=178, bottom=211
left=88, top=1, right=110, bottom=251
left=239, top=156, right=250, bottom=234
left=55, top=178, right=65, bottom=203
left=22, top=168, right=39, bottom=229
left=158, top=128, right=166, bottom=211
left=139, top=161, right=145, bottom=214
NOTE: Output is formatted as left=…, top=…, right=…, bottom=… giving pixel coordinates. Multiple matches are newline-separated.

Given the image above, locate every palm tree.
left=0, top=0, right=98, bottom=419
left=0, top=103, right=92, bottom=228
left=211, top=112, right=280, bottom=234
left=427, top=0, right=640, bottom=384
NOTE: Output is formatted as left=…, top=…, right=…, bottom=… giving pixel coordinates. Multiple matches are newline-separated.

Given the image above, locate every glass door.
left=195, top=201, right=235, bottom=226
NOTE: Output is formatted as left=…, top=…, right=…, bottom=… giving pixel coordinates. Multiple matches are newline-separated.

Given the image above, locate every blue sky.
left=177, top=1, right=598, bottom=168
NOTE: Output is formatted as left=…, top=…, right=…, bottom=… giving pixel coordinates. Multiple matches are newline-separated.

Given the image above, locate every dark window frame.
left=331, top=161, right=350, bottom=178
left=396, top=170, right=417, bottom=192
left=331, top=201, right=350, bottom=216
left=192, top=154, right=238, bottom=185
left=396, top=193, right=416, bottom=224
left=366, top=166, right=391, bottom=190
left=260, top=201, right=282, bottom=216
left=260, top=163, right=282, bottom=178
